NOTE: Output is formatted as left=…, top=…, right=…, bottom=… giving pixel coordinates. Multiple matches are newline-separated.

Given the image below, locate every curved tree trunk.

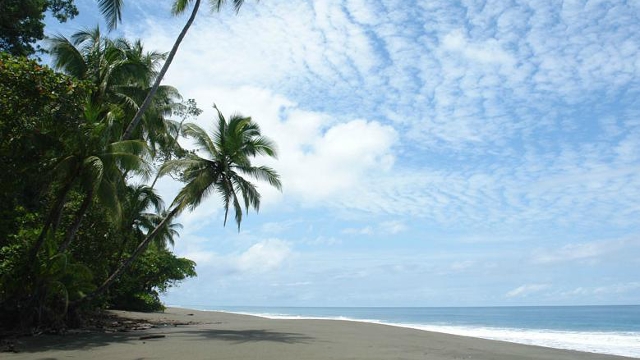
left=58, top=188, right=93, bottom=253
left=121, top=0, right=201, bottom=141
left=30, top=170, right=79, bottom=262
left=73, top=206, right=181, bottom=306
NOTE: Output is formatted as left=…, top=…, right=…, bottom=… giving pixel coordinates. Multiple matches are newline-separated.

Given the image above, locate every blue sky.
left=46, top=0, right=640, bottom=307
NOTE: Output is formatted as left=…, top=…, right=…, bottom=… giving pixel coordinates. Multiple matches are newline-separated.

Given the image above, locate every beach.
left=3, top=307, right=636, bottom=360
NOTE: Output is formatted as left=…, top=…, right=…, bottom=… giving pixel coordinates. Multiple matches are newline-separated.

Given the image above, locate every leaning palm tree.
left=77, top=105, right=281, bottom=304
left=121, top=185, right=181, bottom=249
left=32, top=32, right=170, bottom=259
left=164, top=106, right=281, bottom=228
left=54, top=100, right=152, bottom=253
left=96, top=0, right=253, bottom=140
left=31, top=99, right=151, bottom=258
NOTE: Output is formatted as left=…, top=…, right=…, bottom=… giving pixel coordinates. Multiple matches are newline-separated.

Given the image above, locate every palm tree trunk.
left=150, top=118, right=187, bottom=189
left=30, top=173, right=78, bottom=262
left=73, top=206, right=181, bottom=306
left=58, top=188, right=93, bottom=253
left=121, top=0, right=201, bottom=141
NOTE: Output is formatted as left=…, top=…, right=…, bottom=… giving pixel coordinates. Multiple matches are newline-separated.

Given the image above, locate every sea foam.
left=402, top=324, right=640, bottom=358
left=217, top=310, right=640, bottom=358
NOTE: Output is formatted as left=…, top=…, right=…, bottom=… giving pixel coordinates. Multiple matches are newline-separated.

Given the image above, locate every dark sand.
left=3, top=307, right=636, bottom=359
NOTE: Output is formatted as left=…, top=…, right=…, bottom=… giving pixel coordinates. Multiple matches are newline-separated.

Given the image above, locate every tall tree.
left=0, top=54, right=93, bottom=329
left=48, top=27, right=183, bottom=147
left=0, top=53, right=89, bottom=246
left=36, top=29, right=176, bottom=255
left=96, top=0, right=251, bottom=140
left=78, top=105, right=281, bottom=304
left=0, top=0, right=78, bottom=56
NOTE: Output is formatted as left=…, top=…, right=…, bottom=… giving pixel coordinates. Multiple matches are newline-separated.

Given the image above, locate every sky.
left=44, top=0, right=640, bottom=307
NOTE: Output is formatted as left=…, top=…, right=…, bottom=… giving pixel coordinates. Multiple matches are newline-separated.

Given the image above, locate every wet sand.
left=4, top=307, right=636, bottom=359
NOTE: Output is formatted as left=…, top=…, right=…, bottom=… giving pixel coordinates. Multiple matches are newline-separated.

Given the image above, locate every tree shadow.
left=9, top=327, right=314, bottom=355
left=8, top=331, right=151, bottom=354
left=187, top=329, right=313, bottom=345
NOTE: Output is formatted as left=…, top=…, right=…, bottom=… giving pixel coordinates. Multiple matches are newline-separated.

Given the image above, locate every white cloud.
left=102, top=0, right=640, bottom=306
left=302, top=236, right=342, bottom=246
left=531, top=238, right=636, bottom=265
left=506, top=284, right=549, bottom=298
left=260, top=220, right=298, bottom=234
left=186, top=239, right=292, bottom=274
left=180, top=250, right=217, bottom=266
left=561, top=283, right=640, bottom=297
left=343, top=221, right=407, bottom=236
left=450, top=261, right=476, bottom=272
left=441, top=29, right=515, bottom=67
left=343, top=227, right=374, bottom=235
left=283, top=118, right=398, bottom=202
left=119, top=0, right=640, bottom=232
left=380, top=220, right=407, bottom=235
left=236, top=239, right=293, bottom=273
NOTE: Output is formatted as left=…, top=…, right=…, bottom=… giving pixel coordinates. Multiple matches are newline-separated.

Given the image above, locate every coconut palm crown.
left=95, top=0, right=254, bottom=141
left=160, top=105, right=281, bottom=230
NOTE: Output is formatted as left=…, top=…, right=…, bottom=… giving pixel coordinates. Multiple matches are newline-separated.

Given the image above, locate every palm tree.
left=31, top=98, right=151, bottom=258
left=96, top=0, right=252, bottom=140
left=33, top=31, right=167, bottom=258
left=78, top=105, right=281, bottom=304
left=39, top=32, right=185, bottom=255
left=48, top=28, right=184, bottom=150
left=163, top=105, right=281, bottom=228
left=111, top=185, right=179, bottom=269
left=121, top=185, right=181, bottom=249
left=54, top=100, right=152, bottom=253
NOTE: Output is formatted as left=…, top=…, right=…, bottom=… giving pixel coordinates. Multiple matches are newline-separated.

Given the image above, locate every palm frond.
left=209, top=0, right=247, bottom=13
left=96, top=176, right=123, bottom=222
left=81, top=156, right=105, bottom=191
left=159, top=156, right=199, bottom=177
left=182, top=122, right=217, bottom=155
left=98, top=0, right=124, bottom=30
left=51, top=155, right=81, bottom=181
left=169, top=103, right=279, bottom=230
left=233, top=175, right=260, bottom=212
left=47, top=35, right=87, bottom=77
left=173, top=0, right=195, bottom=15
left=171, top=167, right=217, bottom=211
left=237, top=165, right=282, bottom=190
left=226, top=177, right=243, bottom=230
left=108, top=139, right=149, bottom=157
left=70, top=27, right=101, bottom=49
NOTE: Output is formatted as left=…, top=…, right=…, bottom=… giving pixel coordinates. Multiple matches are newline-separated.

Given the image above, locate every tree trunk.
left=73, top=206, right=181, bottom=306
left=120, top=0, right=201, bottom=141
left=30, top=170, right=79, bottom=261
left=58, top=188, right=93, bottom=253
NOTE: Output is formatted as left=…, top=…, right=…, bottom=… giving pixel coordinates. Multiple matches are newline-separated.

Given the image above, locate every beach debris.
left=0, top=339, right=19, bottom=353
left=139, top=334, right=166, bottom=340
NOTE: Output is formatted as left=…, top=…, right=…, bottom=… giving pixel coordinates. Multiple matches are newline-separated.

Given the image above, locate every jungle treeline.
left=0, top=0, right=280, bottom=331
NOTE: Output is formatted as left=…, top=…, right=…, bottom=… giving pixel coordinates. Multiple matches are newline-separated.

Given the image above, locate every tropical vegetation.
left=0, top=0, right=279, bottom=332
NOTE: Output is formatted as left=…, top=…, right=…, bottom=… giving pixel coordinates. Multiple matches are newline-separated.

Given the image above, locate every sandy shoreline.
left=3, top=307, right=636, bottom=359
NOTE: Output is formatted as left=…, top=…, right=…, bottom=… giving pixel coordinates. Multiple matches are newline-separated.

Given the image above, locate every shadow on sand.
left=8, top=326, right=314, bottom=355
left=185, top=328, right=313, bottom=344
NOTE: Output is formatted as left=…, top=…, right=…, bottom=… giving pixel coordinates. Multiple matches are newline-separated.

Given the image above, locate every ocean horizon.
left=170, top=305, right=640, bottom=358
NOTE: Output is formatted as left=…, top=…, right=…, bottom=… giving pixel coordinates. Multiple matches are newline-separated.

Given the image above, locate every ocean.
left=188, top=305, right=640, bottom=358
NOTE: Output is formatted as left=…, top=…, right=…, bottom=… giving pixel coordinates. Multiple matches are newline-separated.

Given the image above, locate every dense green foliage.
left=1, top=0, right=278, bottom=332
left=0, top=0, right=78, bottom=56
left=0, top=53, right=96, bottom=327
left=0, top=47, right=280, bottom=331
left=0, top=51, right=196, bottom=329
left=0, top=53, right=90, bottom=246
